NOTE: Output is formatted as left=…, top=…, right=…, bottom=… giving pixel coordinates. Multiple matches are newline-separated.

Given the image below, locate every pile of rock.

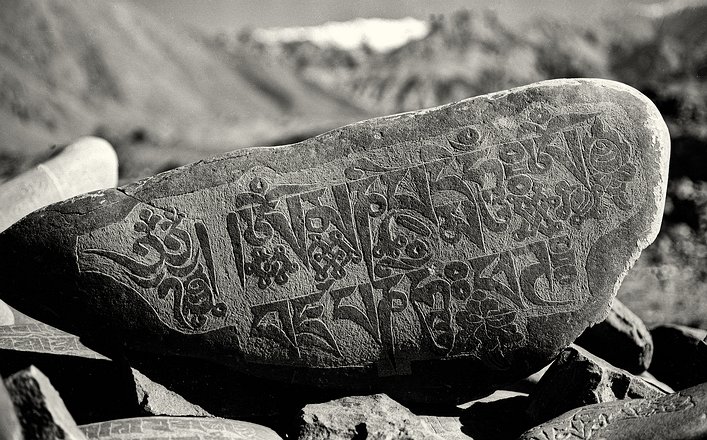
left=1, top=79, right=704, bottom=439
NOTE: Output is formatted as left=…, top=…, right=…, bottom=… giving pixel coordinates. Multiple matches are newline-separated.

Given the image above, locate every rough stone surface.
left=650, top=324, right=707, bottom=390
left=4, top=366, right=87, bottom=440
left=0, top=375, right=23, bottom=440
left=527, top=345, right=666, bottom=424
left=79, top=417, right=281, bottom=440
left=0, top=79, right=670, bottom=390
left=129, top=369, right=209, bottom=417
left=130, top=368, right=210, bottom=417
left=296, top=394, right=451, bottom=440
left=576, top=299, right=653, bottom=373
left=520, top=381, right=707, bottom=440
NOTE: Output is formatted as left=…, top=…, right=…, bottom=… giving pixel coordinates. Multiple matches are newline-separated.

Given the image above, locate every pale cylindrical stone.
left=0, top=301, right=13, bottom=326
left=0, top=136, right=118, bottom=233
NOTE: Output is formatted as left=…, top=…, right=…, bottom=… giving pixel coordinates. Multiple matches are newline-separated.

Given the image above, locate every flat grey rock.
left=4, top=366, right=87, bottom=440
left=0, top=79, right=670, bottom=389
left=649, top=324, right=707, bottom=390
left=79, top=417, right=281, bottom=440
left=520, top=381, right=707, bottom=440
left=576, top=299, right=653, bottom=373
left=527, top=345, right=665, bottom=424
left=130, top=368, right=211, bottom=417
left=296, top=394, right=454, bottom=440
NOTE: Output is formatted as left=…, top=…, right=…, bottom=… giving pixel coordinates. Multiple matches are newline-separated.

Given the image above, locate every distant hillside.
left=0, top=0, right=368, bottom=180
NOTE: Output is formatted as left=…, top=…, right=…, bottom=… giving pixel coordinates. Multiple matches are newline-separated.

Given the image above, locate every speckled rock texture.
left=0, top=375, right=22, bottom=440
left=4, top=366, right=87, bottom=440
left=520, top=381, right=707, bottom=440
left=0, top=79, right=670, bottom=392
left=296, top=394, right=450, bottom=440
left=526, top=345, right=666, bottom=424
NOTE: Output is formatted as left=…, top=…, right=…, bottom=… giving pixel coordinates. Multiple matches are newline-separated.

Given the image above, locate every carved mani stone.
left=4, top=366, right=87, bottom=440
left=575, top=299, right=653, bottom=374
left=519, top=381, right=707, bottom=440
left=79, top=417, right=281, bottom=440
left=0, top=79, right=670, bottom=390
left=526, top=345, right=666, bottom=424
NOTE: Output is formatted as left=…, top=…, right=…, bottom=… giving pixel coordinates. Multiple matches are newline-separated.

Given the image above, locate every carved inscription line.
left=250, top=235, right=577, bottom=367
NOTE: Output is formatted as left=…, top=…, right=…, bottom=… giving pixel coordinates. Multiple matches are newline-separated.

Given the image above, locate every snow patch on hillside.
left=252, top=17, right=430, bottom=52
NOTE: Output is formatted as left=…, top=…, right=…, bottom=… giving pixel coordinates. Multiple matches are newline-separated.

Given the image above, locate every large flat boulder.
left=0, top=79, right=670, bottom=390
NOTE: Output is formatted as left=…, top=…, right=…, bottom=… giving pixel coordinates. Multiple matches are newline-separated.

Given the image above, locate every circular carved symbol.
left=588, top=139, right=622, bottom=173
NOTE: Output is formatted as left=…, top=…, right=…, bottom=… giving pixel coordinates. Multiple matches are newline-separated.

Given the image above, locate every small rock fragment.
left=79, top=417, right=282, bottom=440
left=650, top=324, right=707, bottom=390
left=131, top=368, right=210, bottom=417
left=296, top=394, right=448, bottom=440
left=0, top=375, right=22, bottom=440
left=576, top=299, right=653, bottom=373
left=520, top=381, right=707, bottom=440
left=4, top=366, right=87, bottom=440
left=527, top=345, right=665, bottom=423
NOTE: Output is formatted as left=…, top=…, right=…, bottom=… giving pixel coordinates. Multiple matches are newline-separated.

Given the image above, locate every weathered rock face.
left=650, top=325, right=707, bottom=390
left=0, top=375, right=22, bottom=440
left=5, top=366, right=87, bottom=440
left=526, top=346, right=666, bottom=424
left=79, top=417, right=282, bottom=440
left=576, top=299, right=653, bottom=374
left=0, top=79, right=670, bottom=389
left=520, top=382, right=707, bottom=440
left=296, top=394, right=452, bottom=440
left=130, top=368, right=211, bottom=417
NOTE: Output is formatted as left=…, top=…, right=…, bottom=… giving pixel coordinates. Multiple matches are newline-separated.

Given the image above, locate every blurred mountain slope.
left=0, top=0, right=368, bottom=179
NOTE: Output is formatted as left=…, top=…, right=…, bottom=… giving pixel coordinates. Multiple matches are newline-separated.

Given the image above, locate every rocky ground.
left=1, top=300, right=705, bottom=439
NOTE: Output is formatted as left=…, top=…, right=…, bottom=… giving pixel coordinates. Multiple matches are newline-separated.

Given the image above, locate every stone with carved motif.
left=79, top=417, right=281, bottom=440
left=0, top=79, right=670, bottom=392
left=519, top=381, right=707, bottom=440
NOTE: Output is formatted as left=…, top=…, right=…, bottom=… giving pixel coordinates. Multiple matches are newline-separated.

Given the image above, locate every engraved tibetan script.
left=76, top=104, right=642, bottom=368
